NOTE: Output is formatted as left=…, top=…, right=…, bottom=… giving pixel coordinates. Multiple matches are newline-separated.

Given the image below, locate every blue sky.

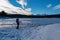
left=9, top=0, right=60, bottom=15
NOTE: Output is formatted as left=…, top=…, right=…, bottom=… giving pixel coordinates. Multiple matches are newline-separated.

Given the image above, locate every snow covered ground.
left=0, top=18, right=60, bottom=40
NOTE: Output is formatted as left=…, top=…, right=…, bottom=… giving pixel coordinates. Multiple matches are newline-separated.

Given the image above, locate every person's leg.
left=16, top=24, right=19, bottom=29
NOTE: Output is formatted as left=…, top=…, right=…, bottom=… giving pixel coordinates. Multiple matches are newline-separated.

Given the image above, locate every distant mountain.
left=0, top=11, right=60, bottom=18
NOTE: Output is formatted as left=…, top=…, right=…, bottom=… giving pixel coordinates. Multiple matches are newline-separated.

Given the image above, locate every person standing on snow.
left=16, top=18, right=19, bottom=29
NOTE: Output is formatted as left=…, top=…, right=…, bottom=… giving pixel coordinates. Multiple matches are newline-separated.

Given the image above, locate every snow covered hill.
left=0, top=18, right=60, bottom=40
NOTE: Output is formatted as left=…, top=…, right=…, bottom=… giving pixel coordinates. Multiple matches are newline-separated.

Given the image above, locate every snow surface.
left=0, top=18, right=60, bottom=40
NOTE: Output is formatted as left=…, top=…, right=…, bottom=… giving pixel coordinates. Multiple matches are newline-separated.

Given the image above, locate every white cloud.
left=53, top=4, right=60, bottom=10
left=16, top=0, right=27, bottom=9
left=47, top=4, right=52, bottom=8
left=0, top=0, right=32, bottom=15
left=25, top=8, right=32, bottom=12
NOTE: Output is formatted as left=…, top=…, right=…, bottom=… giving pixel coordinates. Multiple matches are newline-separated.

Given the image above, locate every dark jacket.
left=16, top=18, right=19, bottom=25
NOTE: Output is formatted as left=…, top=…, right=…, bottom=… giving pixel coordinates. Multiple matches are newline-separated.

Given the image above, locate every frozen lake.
left=0, top=18, right=60, bottom=28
